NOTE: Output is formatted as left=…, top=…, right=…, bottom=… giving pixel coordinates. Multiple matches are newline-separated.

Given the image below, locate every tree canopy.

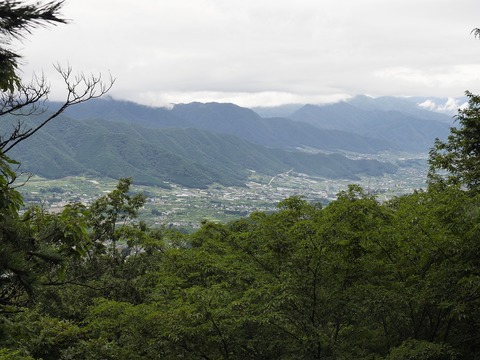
left=1, top=181, right=478, bottom=359
left=429, top=91, right=480, bottom=193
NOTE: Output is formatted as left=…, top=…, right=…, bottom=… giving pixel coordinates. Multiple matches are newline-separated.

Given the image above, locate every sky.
left=18, top=0, right=480, bottom=108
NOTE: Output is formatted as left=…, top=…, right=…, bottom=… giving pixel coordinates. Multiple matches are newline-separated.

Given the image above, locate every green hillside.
left=5, top=116, right=397, bottom=187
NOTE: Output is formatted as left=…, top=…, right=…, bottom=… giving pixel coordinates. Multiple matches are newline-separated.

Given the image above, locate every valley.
left=18, top=151, right=428, bottom=232
left=9, top=96, right=444, bottom=232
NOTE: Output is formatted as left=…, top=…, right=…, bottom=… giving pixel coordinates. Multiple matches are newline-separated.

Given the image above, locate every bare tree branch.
left=471, top=28, right=480, bottom=39
left=0, top=72, right=49, bottom=117
left=0, top=64, right=115, bottom=152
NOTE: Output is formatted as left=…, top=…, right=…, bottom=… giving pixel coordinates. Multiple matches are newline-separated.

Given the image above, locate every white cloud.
left=373, top=65, right=480, bottom=96
left=122, top=90, right=351, bottom=108
left=418, top=97, right=469, bottom=115
left=17, top=0, right=480, bottom=106
left=418, top=100, right=437, bottom=111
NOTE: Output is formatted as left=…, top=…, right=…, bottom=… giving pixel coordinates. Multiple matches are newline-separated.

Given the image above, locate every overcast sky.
left=19, top=0, right=480, bottom=108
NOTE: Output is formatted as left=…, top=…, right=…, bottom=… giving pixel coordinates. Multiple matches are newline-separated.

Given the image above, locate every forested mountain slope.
left=6, top=116, right=397, bottom=187
left=7, top=96, right=454, bottom=187
left=60, top=99, right=394, bottom=153
left=288, top=102, right=451, bottom=152
left=61, top=97, right=451, bottom=153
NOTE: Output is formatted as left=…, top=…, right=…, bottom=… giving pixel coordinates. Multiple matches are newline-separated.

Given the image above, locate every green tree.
left=89, top=178, right=146, bottom=256
left=0, top=0, right=112, bottom=313
left=14, top=186, right=475, bottom=359
left=0, top=178, right=156, bottom=358
left=0, top=173, right=91, bottom=312
left=428, top=91, right=480, bottom=193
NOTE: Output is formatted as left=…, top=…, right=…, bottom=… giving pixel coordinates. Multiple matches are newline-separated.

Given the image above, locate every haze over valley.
left=7, top=94, right=453, bottom=229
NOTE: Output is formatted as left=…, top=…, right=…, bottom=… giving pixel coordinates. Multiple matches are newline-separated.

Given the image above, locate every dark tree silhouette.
left=0, top=1, right=114, bottom=153
left=0, top=0, right=67, bottom=92
left=472, top=28, right=480, bottom=39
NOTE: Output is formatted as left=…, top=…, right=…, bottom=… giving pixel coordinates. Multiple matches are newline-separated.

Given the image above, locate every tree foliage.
left=429, top=91, right=480, bottom=193
left=0, top=0, right=112, bottom=314
left=1, top=183, right=477, bottom=359
left=0, top=0, right=66, bottom=92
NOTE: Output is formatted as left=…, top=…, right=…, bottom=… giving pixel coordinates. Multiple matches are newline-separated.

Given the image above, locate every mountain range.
left=288, top=101, right=451, bottom=152
left=3, top=95, right=453, bottom=188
